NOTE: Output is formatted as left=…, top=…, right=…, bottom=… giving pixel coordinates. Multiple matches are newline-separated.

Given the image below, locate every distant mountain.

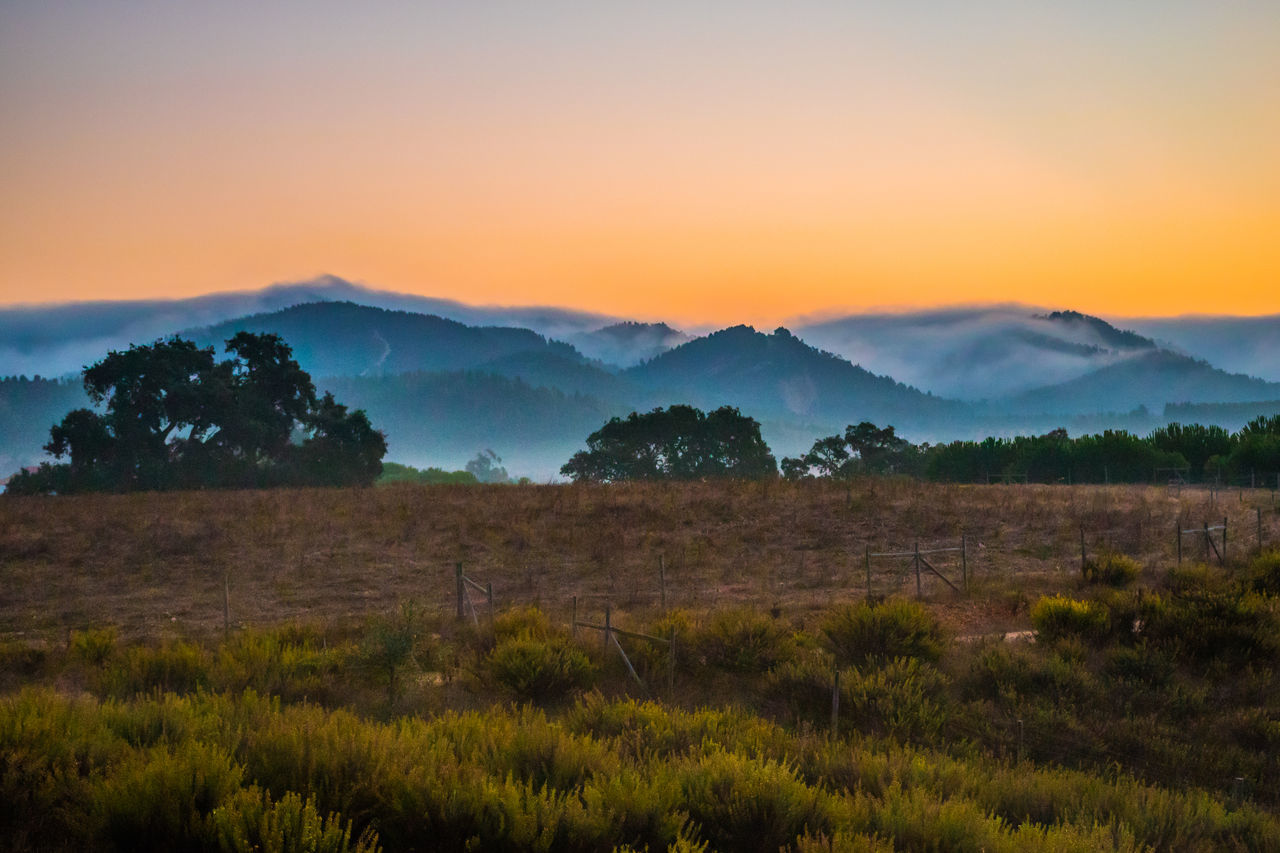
left=1119, top=315, right=1280, bottom=383
left=1005, top=350, right=1280, bottom=416
left=185, top=302, right=586, bottom=378
left=794, top=307, right=1165, bottom=400
left=318, top=371, right=622, bottom=479
left=626, top=325, right=964, bottom=433
left=1037, top=310, right=1156, bottom=351
left=0, top=275, right=623, bottom=378
left=471, top=351, right=645, bottom=403
left=565, top=322, right=691, bottom=367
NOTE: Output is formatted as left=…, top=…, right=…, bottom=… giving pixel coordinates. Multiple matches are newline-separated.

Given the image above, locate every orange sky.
left=1, top=2, right=1277, bottom=325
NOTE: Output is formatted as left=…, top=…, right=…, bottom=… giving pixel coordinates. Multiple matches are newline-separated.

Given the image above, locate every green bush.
left=1029, top=596, right=1109, bottom=644
left=1083, top=552, right=1141, bottom=587
left=696, top=608, right=793, bottom=673
left=486, top=632, right=595, bottom=701
left=493, top=605, right=558, bottom=642
left=206, top=787, right=379, bottom=853
left=360, top=602, right=428, bottom=704
left=820, top=600, right=944, bottom=667
left=69, top=627, right=118, bottom=667
left=1248, top=549, right=1280, bottom=596
left=101, top=641, right=211, bottom=697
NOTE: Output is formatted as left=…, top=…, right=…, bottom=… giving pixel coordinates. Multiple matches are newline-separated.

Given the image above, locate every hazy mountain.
left=318, top=371, right=622, bottom=480
left=795, top=307, right=1160, bottom=400
left=0, top=377, right=91, bottom=479
left=1119, top=315, right=1280, bottom=383
left=185, top=302, right=586, bottom=378
left=471, top=351, right=645, bottom=403
left=0, top=275, right=623, bottom=378
left=626, top=325, right=964, bottom=435
left=565, top=322, right=691, bottom=367
left=1005, top=350, right=1280, bottom=416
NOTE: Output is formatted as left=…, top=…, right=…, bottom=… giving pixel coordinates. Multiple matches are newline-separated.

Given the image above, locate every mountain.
left=1004, top=349, right=1280, bottom=416
left=1118, top=315, right=1280, bottom=383
left=0, top=275, right=624, bottom=378
left=185, top=302, right=586, bottom=378
left=317, top=371, right=622, bottom=479
left=795, top=307, right=1169, bottom=400
left=565, top=322, right=691, bottom=367
left=626, top=325, right=964, bottom=436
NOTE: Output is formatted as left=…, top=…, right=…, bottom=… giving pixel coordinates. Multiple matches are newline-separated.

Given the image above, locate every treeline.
left=785, top=416, right=1280, bottom=485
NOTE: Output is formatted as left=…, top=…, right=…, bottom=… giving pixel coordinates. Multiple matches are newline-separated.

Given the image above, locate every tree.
left=466, top=450, right=510, bottom=484
left=782, top=421, right=915, bottom=479
left=7, top=334, right=386, bottom=494
left=560, top=405, right=776, bottom=482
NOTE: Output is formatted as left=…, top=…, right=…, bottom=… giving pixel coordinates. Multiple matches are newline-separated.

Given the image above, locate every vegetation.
left=4, top=479, right=1280, bottom=848
left=782, top=416, right=1280, bottom=484
left=561, top=404, right=777, bottom=482
left=376, top=461, right=478, bottom=485
left=6, top=334, right=386, bottom=494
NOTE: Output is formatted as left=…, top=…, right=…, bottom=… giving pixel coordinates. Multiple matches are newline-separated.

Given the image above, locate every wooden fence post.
left=961, top=535, right=968, bottom=592
left=486, top=582, right=495, bottom=631
left=1079, top=526, right=1087, bottom=578
left=914, top=541, right=922, bottom=599
left=864, top=544, right=872, bottom=601
left=455, top=563, right=464, bottom=620
left=603, top=606, right=612, bottom=653
left=1223, top=517, right=1228, bottom=564
left=830, top=668, right=841, bottom=740
left=659, top=555, right=667, bottom=612
left=1259, top=507, right=1265, bottom=554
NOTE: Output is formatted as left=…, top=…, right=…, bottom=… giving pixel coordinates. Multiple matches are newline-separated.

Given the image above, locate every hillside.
left=627, top=325, right=964, bottom=432
left=188, top=301, right=585, bottom=377
left=565, top=321, right=691, bottom=367
left=1006, top=349, right=1280, bottom=415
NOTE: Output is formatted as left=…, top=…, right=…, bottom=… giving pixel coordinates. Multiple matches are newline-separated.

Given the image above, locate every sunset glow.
left=2, top=2, right=1277, bottom=324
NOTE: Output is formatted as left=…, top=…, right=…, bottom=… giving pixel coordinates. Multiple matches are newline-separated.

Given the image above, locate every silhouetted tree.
left=560, top=404, right=776, bottom=482
left=6, top=333, right=386, bottom=493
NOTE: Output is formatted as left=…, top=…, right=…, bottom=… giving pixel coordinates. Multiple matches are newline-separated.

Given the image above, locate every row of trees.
left=558, top=405, right=1280, bottom=486
left=783, top=417, right=1280, bottom=485
left=7, top=334, right=386, bottom=494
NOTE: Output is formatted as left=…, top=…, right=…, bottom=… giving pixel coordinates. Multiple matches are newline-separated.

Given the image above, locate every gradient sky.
left=2, top=1, right=1277, bottom=324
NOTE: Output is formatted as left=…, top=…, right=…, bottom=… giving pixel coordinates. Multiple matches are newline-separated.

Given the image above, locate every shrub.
left=485, top=632, right=595, bottom=701
left=205, top=787, right=379, bottom=853
left=1083, top=552, right=1140, bottom=587
left=1029, top=596, right=1109, bottom=644
left=360, top=602, right=428, bottom=704
left=820, top=600, right=944, bottom=667
left=493, top=605, right=558, bottom=642
left=101, top=641, right=211, bottom=697
left=696, top=608, right=793, bottom=673
left=1248, top=549, right=1280, bottom=596
left=69, top=627, right=118, bottom=667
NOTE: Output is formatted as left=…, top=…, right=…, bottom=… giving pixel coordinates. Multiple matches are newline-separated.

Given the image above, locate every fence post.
left=1204, top=522, right=1211, bottom=563
left=571, top=595, right=578, bottom=639
left=486, top=582, right=495, bottom=631
left=455, top=563, right=464, bottom=620
left=961, top=535, right=968, bottom=592
left=603, top=606, right=612, bottom=653
left=864, top=544, right=872, bottom=601
left=1260, top=507, right=1265, bottom=554
left=914, top=541, right=922, bottom=599
left=1223, top=517, right=1228, bottom=564
left=830, top=668, right=841, bottom=740
left=1079, top=526, right=1087, bottom=578
left=659, top=555, right=667, bottom=612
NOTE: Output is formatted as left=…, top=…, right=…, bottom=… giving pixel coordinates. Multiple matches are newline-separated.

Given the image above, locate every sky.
left=2, top=1, right=1278, bottom=325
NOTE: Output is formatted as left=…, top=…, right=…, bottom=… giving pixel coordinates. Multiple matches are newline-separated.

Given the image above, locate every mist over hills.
left=1122, top=315, right=1280, bottom=383
left=4, top=279, right=1280, bottom=480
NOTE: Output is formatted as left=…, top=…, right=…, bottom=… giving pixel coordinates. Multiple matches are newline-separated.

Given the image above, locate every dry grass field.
left=3, top=479, right=1276, bottom=643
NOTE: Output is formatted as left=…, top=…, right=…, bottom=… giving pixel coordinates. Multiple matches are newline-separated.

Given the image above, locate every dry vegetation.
left=2, top=479, right=1276, bottom=643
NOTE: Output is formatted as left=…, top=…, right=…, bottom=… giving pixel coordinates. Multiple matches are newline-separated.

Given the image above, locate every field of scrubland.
left=2, top=480, right=1275, bottom=641
left=3, top=480, right=1280, bottom=852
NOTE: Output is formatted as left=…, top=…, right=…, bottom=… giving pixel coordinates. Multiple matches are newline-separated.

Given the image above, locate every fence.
left=571, top=599, right=674, bottom=695
left=1176, top=519, right=1228, bottom=566
left=862, top=538, right=967, bottom=600
left=454, top=562, right=494, bottom=629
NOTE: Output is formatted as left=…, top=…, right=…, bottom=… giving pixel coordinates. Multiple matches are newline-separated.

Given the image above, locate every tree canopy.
left=560, top=404, right=777, bottom=482
left=7, top=333, right=386, bottom=494
left=782, top=421, right=918, bottom=479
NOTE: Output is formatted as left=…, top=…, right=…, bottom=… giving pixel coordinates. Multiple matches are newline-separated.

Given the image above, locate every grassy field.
left=3, top=480, right=1280, bottom=851
left=3, top=480, right=1276, bottom=642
